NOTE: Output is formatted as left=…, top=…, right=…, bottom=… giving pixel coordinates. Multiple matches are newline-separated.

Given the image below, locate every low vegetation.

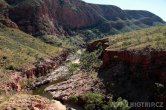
left=0, top=25, right=61, bottom=71
left=68, top=94, right=79, bottom=103
left=40, top=35, right=85, bottom=50
left=68, top=63, right=80, bottom=74
left=107, top=25, right=166, bottom=50
left=69, top=92, right=129, bottom=110
left=79, top=44, right=103, bottom=71
left=80, top=50, right=102, bottom=71
left=0, top=94, right=63, bottom=110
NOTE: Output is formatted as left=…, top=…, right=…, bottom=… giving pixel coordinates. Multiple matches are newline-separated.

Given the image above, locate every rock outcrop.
left=45, top=72, right=104, bottom=101
left=1, top=0, right=164, bottom=36
left=22, top=49, right=68, bottom=78
left=87, top=38, right=109, bottom=52
left=0, top=94, right=66, bottom=110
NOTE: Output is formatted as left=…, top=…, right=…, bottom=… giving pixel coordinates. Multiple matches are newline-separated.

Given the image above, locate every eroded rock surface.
left=30, top=49, right=81, bottom=89
left=45, top=72, right=104, bottom=101
left=0, top=94, right=66, bottom=110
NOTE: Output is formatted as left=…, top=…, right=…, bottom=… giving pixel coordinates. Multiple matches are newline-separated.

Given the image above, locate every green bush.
left=68, top=92, right=129, bottom=110
left=81, top=92, right=104, bottom=110
left=68, top=63, right=80, bottom=74
left=102, top=97, right=129, bottom=110
left=81, top=92, right=104, bottom=105
left=80, top=47, right=102, bottom=71
left=68, top=94, right=78, bottom=103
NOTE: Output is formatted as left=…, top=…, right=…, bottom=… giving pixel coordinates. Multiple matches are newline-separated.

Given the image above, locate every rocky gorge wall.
left=102, top=49, right=166, bottom=84
left=87, top=39, right=166, bottom=108
left=88, top=38, right=166, bottom=84
left=1, top=0, right=164, bottom=36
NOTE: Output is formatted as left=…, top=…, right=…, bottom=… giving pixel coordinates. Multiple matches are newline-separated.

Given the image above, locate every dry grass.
left=0, top=27, right=61, bottom=70
left=107, top=25, right=166, bottom=50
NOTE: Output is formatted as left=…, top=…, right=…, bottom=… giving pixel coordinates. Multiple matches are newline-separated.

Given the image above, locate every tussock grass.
left=0, top=26, right=61, bottom=71
left=107, top=25, right=166, bottom=50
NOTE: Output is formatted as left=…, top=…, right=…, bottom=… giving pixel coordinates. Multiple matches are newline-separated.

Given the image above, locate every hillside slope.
left=0, top=24, right=61, bottom=71
left=0, top=0, right=164, bottom=37
left=107, top=25, right=166, bottom=50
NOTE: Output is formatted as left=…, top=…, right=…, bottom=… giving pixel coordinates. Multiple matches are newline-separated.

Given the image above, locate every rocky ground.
left=0, top=94, right=66, bottom=110
left=30, top=49, right=105, bottom=102
left=27, top=49, right=105, bottom=110
left=45, top=71, right=105, bottom=101
left=29, top=66, right=69, bottom=89
left=30, top=50, right=82, bottom=89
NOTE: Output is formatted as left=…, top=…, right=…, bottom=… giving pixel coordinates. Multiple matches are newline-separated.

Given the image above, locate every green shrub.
left=102, top=97, right=129, bottom=110
left=68, top=94, right=78, bottom=103
left=80, top=47, right=102, bottom=71
left=81, top=92, right=104, bottom=105
left=69, top=92, right=130, bottom=110
left=68, top=63, right=79, bottom=74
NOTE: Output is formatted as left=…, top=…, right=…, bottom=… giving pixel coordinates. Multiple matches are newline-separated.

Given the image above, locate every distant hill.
left=0, top=0, right=164, bottom=38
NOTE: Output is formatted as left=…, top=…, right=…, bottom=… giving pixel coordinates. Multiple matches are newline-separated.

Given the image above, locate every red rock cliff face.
left=87, top=39, right=166, bottom=84
left=102, top=49, right=166, bottom=84
left=2, top=0, right=164, bottom=36
left=7, top=0, right=103, bottom=36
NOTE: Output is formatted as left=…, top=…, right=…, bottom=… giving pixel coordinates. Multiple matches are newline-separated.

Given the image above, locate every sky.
left=83, top=0, right=166, bottom=21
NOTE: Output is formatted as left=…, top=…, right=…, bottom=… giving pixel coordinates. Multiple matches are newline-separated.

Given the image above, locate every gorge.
left=0, top=0, right=165, bottom=110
